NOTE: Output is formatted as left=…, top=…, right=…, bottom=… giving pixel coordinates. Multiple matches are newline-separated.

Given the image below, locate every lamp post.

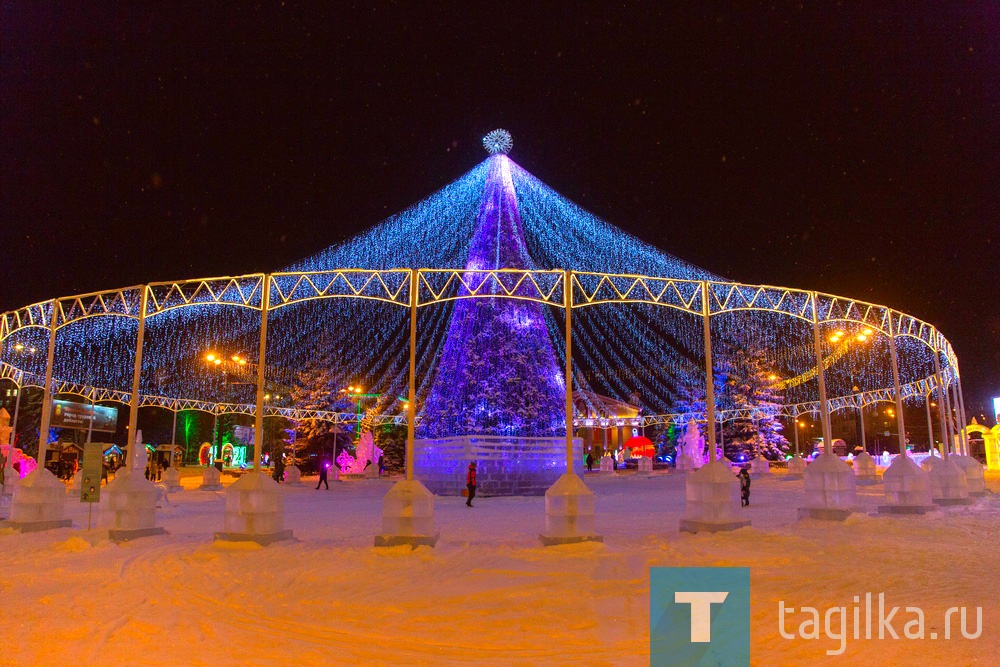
left=204, top=351, right=250, bottom=467
left=204, top=348, right=290, bottom=471
left=794, top=419, right=801, bottom=458
left=828, top=329, right=871, bottom=454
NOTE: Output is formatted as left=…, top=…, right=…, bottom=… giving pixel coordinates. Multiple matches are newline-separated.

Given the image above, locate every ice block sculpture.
left=949, top=454, right=986, bottom=496
left=928, top=459, right=971, bottom=505
left=284, top=465, right=302, bottom=485
left=852, top=451, right=878, bottom=484
left=880, top=454, right=934, bottom=513
left=679, top=460, right=750, bottom=533
left=101, top=469, right=164, bottom=540
left=920, top=451, right=941, bottom=473
left=749, top=456, right=769, bottom=478
left=162, top=466, right=183, bottom=493
left=7, top=468, right=71, bottom=530
left=540, top=473, right=602, bottom=545
left=375, top=479, right=438, bottom=548
left=198, top=465, right=223, bottom=491
left=799, top=452, right=857, bottom=520
left=216, top=472, right=292, bottom=545
left=786, top=455, right=807, bottom=477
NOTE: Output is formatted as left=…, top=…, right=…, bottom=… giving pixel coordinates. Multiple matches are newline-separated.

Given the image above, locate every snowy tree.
left=375, top=423, right=406, bottom=473
left=672, top=358, right=730, bottom=427
left=672, top=348, right=788, bottom=460
left=720, top=348, right=788, bottom=460
left=288, top=355, right=357, bottom=448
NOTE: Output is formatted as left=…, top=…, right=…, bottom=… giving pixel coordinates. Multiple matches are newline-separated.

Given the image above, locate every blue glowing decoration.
left=420, top=155, right=565, bottom=438
left=482, top=129, right=513, bottom=155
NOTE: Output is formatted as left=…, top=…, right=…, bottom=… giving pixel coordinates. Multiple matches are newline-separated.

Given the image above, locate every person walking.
left=316, top=460, right=329, bottom=490
left=739, top=468, right=751, bottom=507
left=586, top=453, right=594, bottom=472
left=465, top=461, right=477, bottom=507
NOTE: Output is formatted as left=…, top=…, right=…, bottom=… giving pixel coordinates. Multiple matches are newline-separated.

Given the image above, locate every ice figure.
left=675, top=419, right=706, bottom=471
left=337, top=431, right=383, bottom=475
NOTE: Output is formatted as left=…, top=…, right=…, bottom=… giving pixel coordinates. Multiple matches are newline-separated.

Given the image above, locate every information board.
left=80, top=441, right=104, bottom=503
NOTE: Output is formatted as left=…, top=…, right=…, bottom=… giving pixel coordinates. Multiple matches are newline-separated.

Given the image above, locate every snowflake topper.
left=482, top=129, right=513, bottom=155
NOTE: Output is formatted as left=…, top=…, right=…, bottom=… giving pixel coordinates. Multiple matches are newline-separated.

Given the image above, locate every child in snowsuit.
left=739, top=468, right=751, bottom=507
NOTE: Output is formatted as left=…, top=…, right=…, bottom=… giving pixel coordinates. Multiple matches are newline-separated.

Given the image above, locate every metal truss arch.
left=570, top=272, right=703, bottom=314
left=269, top=269, right=412, bottom=311
left=0, top=269, right=962, bottom=434
left=416, top=269, right=565, bottom=308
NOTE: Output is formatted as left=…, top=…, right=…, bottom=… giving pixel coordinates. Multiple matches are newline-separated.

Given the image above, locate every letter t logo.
left=674, top=591, right=730, bottom=642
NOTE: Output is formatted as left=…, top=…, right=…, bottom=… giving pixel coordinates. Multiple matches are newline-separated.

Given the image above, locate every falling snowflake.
left=482, top=129, right=513, bottom=155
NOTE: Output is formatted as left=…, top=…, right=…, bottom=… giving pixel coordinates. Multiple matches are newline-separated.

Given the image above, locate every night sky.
left=2, top=4, right=997, bottom=414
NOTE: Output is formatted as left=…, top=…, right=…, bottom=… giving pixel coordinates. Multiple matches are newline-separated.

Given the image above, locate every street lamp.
left=794, top=419, right=802, bottom=458
left=203, top=349, right=289, bottom=471
left=204, top=350, right=254, bottom=467
left=836, top=331, right=872, bottom=454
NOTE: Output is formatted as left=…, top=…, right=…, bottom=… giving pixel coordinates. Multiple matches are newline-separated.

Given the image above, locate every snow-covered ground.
left=2, top=467, right=998, bottom=665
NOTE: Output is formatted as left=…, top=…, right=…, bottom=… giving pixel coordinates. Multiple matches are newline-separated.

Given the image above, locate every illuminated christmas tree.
left=419, top=151, right=565, bottom=438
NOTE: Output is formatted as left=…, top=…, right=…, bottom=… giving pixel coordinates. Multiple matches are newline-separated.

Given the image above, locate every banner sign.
left=51, top=400, right=118, bottom=433
left=233, top=425, right=255, bottom=444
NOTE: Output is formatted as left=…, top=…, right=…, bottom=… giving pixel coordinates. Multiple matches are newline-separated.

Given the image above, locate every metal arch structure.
left=146, top=275, right=265, bottom=316
left=704, top=283, right=954, bottom=359
left=269, top=269, right=411, bottom=311
left=571, top=272, right=702, bottom=314
left=783, top=380, right=943, bottom=419
left=574, top=276, right=957, bottom=388
left=416, top=269, right=565, bottom=308
left=0, top=270, right=964, bottom=446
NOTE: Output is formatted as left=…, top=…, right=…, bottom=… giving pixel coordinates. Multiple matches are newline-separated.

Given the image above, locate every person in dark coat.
left=272, top=455, right=285, bottom=483
left=739, top=468, right=751, bottom=507
left=586, top=453, right=594, bottom=472
left=465, top=461, right=477, bottom=507
left=316, top=460, right=329, bottom=490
